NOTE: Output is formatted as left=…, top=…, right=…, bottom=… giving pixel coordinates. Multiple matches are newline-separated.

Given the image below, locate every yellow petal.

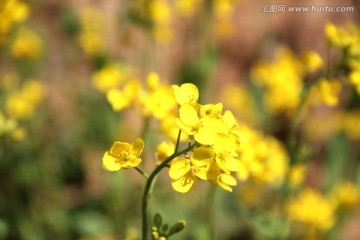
left=179, top=104, right=199, bottom=126
left=194, top=127, right=216, bottom=145
left=215, top=157, right=231, bottom=174
left=217, top=181, right=233, bottom=192
left=219, top=173, right=237, bottom=186
left=223, top=110, right=237, bottom=129
left=147, top=72, right=160, bottom=90
left=171, top=172, right=195, bottom=193
left=222, top=156, right=243, bottom=172
left=132, top=138, right=144, bottom=156
left=169, top=158, right=191, bottom=180
left=106, top=89, right=130, bottom=111
left=192, top=147, right=215, bottom=162
left=206, top=163, right=221, bottom=180
left=213, top=134, right=237, bottom=153
left=217, top=173, right=237, bottom=192
left=172, top=83, right=199, bottom=105
left=102, top=152, right=121, bottom=171
left=175, top=118, right=196, bottom=135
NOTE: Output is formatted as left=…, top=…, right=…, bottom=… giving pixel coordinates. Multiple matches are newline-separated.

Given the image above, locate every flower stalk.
left=141, top=141, right=199, bottom=240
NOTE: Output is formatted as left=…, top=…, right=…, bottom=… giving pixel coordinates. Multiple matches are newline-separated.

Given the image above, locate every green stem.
left=135, top=167, right=149, bottom=179
left=287, top=80, right=313, bottom=165
left=174, top=130, right=181, bottom=153
left=141, top=142, right=199, bottom=240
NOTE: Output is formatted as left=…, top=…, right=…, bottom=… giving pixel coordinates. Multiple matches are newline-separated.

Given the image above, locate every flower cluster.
left=0, top=0, right=29, bottom=45
left=325, top=22, right=360, bottom=95
left=78, top=6, right=106, bottom=57
left=169, top=83, right=246, bottom=193
left=286, top=182, right=360, bottom=237
left=286, top=188, right=335, bottom=234
left=251, top=48, right=323, bottom=115
left=0, top=74, right=45, bottom=140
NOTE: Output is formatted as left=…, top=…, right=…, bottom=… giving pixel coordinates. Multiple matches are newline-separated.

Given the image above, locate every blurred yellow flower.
left=160, top=113, right=188, bottom=142
left=79, top=31, right=105, bottom=56
left=325, top=22, right=356, bottom=48
left=102, top=138, right=144, bottom=171
left=301, top=50, right=324, bottom=74
left=0, top=0, right=29, bottom=35
left=341, top=111, right=360, bottom=139
left=175, top=0, right=202, bottom=17
left=315, top=78, right=341, bottom=107
left=106, top=80, right=141, bottom=112
left=78, top=6, right=105, bottom=56
left=212, top=0, right=237, bottom=38
left=11, top=27, right=43, bottom=59
left=155, top=141, right=175, bottom=164
left=288, top=164, right=307, bottom=188
left=237, top=126, right=289, bottom=186
left=349, top=69, right=360, bottom=94
left=287, top=188, right=335, bottom=232
left=92, top=64, right=129, bottom=92
left=0, top=110, right=17, bottom=136
left=5, top=80, right=45, bottom=120
left=11, top=127, right=25, bottom=141
left=330, top=181, right=359, bottom=213
left=142, top=73, right=177, bottom=119
left=150, top=0, right=173, bottom=44
left=219, top=84, right=257, bottom=126
left=251, top=48, right=304, bottom=115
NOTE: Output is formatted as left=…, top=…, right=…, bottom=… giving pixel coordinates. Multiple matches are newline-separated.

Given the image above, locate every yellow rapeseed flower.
left=213, top=134, right=244, bottom=174
left=315, top=78, right=342, bottom=107
left=92, top=64, right=129, bottom=92
left=251, top=48, right=304, bottom=114
left=301, top=50, right=324, bottom=74
left=172, top=83, right=199, bottom=106
left=330, top=181, right=359, bottom=213
left=0, top=110, right=17, bottom=136
left=78, top=6, right=105, bottom=56
left=287, top=188, right=335, bottom=232
left=106, top=80, right=141, bottom=112
left=288, top=164, right=307, bottom=188
left=102, top=138, right=144, bottom=171
left=236, top=126, right=288, bottom=185
left=349, top=69, right=360, bottom=94
left=325, top=22, right=355, bottom=48
left=5, top=80, right=45, bottom=120
left=155, top=141, right=175, bottom=164
left=0, top=0, right=29, bottom=35
left=150, top=0, right=173, bottom=44
left=142, top=73, right=177, bottom=119
left=175, top=0, right=202, bottom=17
left=175, top=103, right=222, bottom=145
left=11, top=27, right=43, bottom=60
left=169, top=147, right=218, bottom=193
left=341, top=111, right=360, bottom=139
